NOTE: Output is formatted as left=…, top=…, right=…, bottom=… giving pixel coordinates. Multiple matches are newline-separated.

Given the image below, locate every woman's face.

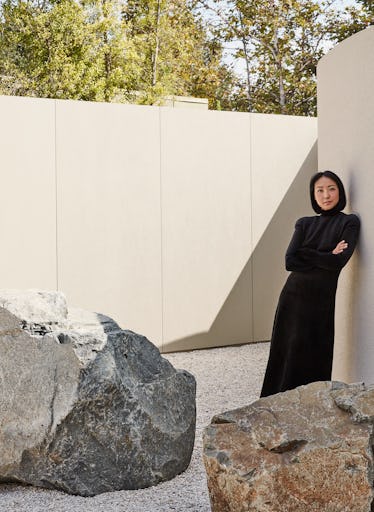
left=314, top=176, right=339, bottom=211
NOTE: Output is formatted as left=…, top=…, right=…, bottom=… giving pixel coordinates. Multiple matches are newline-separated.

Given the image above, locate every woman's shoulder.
left=295, top=213, right=360, bottom=229
left=340, top=212, right=360, bottom=226
left=295, top=215, right=317, bottom=228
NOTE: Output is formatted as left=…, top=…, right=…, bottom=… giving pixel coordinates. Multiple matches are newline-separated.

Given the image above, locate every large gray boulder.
left=203, top=381, right=374, bottom=512
left=0, top=290, right=196, bottom=496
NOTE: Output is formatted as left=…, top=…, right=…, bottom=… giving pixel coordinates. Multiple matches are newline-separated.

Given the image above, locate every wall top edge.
left=249, top=112, right=317, bottom=122
left=318, top=26, right=374, bottom=69
left=0, top=94, right=318, bottom=122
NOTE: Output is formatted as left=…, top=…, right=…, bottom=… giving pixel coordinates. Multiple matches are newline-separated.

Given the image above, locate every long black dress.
left=260, top=211, right=360, bottom=397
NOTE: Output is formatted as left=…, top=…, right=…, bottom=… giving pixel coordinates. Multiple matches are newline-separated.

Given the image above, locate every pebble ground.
left=0, top=342, right=269, bottom=512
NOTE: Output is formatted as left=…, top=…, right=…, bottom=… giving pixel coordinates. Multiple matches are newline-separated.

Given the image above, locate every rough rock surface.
left=0, top=290, right=196, bottom=497
left=203, top=381, right=374, bottom=512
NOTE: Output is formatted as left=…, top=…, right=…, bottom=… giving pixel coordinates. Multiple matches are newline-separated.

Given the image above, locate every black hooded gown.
left=260, top=206, right=360, bottom=398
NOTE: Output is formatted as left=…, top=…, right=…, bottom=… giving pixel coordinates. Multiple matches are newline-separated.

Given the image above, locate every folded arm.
left=298, top=216, right=360, bottom=271
left=286, top=215, right=360, bottom=272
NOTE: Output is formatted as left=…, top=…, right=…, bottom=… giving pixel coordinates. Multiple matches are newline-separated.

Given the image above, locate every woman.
left=260, top=170, right=360, bottom=397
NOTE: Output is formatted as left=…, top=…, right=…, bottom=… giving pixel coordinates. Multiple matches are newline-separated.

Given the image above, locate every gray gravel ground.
left=0, top=342, right=269, bottom=512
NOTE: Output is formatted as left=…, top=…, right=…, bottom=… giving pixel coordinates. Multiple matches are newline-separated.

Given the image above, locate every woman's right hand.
left=332, top=240, right=348, bottom=254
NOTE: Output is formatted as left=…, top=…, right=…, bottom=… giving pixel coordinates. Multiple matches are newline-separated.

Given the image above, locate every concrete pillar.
left=317, top=27, right=374, bottom=383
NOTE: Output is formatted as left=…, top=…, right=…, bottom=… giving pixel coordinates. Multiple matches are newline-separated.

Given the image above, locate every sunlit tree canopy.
left=0, top=0, right=371, bottom=114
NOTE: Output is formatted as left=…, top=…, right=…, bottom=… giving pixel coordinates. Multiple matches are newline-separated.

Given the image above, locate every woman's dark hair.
left=310, top=170, right=346, bottom=215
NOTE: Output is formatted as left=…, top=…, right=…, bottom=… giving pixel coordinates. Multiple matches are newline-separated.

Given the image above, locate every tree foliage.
left=198, top=0, right=372, bottom=116
left=0, top=0, right=372, bottom=113
left=331, top=0, right=373, bottom=42
left=0, top=0, right=94, bottom=98
left=121, top=0, right=236, bottom=107
left=0, top=0, right=234, bottom=107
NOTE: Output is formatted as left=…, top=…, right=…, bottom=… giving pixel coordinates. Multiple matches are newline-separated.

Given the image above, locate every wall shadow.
left=162, top=141, right=318, bottom=353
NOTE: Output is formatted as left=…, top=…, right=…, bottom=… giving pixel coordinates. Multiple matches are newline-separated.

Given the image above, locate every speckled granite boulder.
left=0, top=290, right=196, bottom=496
left=203, top=381, right=374, bottom=512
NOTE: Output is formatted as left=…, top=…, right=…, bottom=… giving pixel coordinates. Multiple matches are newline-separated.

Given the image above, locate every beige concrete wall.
left=55, top=100, right=163, bottom=344
left=317, top=27, right=374, bottom=383
left=0, top=94, right=318, bottom=351
left=0, top=96, right=57, bottom=290
left=160, top=109, right=252, bottom=351
left=251, top=114, right=318, bottom=341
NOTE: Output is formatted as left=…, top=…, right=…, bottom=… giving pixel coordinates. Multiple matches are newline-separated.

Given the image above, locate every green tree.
left=198, top=0, right=372, bottom=115
left=81, top=0, right=142, bottom=102
left=0, top=0, right=95, bottom=98
left=123, top=0, right=235, bottom=108
left=0, top=0, right=234, bottom=108
left=0, top=0, right=142, bottom=101
left=330, top=0, right=373, bottom=43
left=201, top=0, right=343, bottom=115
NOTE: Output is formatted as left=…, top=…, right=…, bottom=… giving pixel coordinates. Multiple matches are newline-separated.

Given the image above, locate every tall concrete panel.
left=56, top=100, right=163, bottom=346
left=251, top=127, right=318, bottom=342
left=0, top=96, right=57, bottom=289
left=251, top=115, right=318, bottom=341
left=251, top=114, right=318, bottom=248
left=317, top=27, right=374, bottom=383
left=160, top=109, right=252, bottom=351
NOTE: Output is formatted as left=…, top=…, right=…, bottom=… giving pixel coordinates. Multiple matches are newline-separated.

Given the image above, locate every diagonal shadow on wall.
left=162, top=141, right=317, bottom=353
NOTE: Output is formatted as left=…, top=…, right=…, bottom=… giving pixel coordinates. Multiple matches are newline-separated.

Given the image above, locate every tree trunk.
left=152, top=0, right=162, bottom=87
left=268, top=0, right=286, bottom=112
left=238, top=10, right=252, bottom=112
left=270, top=26, right=286, bottom=111
left=102, top=0, right=111, bottom=102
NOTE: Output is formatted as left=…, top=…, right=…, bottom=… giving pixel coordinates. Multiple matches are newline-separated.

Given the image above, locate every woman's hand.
left=332, top=240, right=348, bottom=255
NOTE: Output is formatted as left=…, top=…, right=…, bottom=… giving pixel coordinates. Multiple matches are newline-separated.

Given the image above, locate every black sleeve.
left=298, top=215, right=360, bottom=271
left=285, top=219, right=315, bottom=272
